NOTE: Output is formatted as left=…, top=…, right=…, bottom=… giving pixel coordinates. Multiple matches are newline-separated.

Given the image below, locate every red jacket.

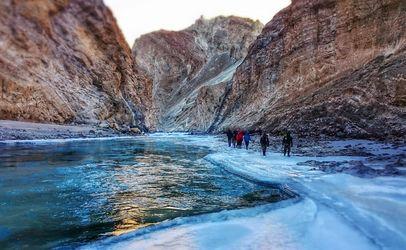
left=236, top=131, right=244, bottom=142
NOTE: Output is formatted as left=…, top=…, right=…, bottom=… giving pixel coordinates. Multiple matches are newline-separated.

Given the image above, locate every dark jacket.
left=226, top=130, right=233, bottom=139
left=283, top=135, right=293, bottom=147
left=260, top=134, right=269, bottom=147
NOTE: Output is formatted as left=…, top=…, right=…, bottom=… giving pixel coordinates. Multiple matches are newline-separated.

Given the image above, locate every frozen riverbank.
left=85, top=135, right=406, bottom=250
left=0, top=120, right=131, bottom=141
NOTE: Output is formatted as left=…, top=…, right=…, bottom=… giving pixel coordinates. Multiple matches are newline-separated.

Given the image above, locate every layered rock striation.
left=213, top=0, right=406, bottom=138
left=133, top=16, right=263, bottom=131
left=0, top=0, right=152, bottom=130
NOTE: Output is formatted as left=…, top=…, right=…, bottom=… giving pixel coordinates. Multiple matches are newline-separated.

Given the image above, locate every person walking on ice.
left=226, top=129, right=233, bottom=147
left=243, top=130, right=251, bottom=150
left=282, top=131, right=293, bottom=157
left=236, top=130, right=244, bottom=148
left=232, top=130, right=237, bottom=148
left=260, top=132, right=270, bottom=156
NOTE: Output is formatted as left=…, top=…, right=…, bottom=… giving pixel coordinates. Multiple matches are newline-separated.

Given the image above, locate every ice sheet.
left=84, top=135, right=406, bottom=250
left=83, top=199, right=379, bottom=250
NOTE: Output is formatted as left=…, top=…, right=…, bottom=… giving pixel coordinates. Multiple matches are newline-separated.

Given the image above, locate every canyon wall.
left=0, top=0, right=152, bottom=130
left=1, top=0, right=404, bottom=138
left=133, top=16, right=263, bottom=131
left=213, top=0, right=406, bottom=138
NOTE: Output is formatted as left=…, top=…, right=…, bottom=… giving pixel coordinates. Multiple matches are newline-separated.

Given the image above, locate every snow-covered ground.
left=84, top=135, right=406, bottom=250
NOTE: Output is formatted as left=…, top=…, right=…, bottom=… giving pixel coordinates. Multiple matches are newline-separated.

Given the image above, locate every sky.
left=104, top=0, right=291, bottom=45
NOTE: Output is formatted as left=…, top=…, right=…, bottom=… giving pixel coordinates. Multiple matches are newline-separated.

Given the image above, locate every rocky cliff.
left=0, top=0, right=152, bottom=130
left=212, top=0, right=406, bottom=138
left=133, top=16, right=263, bottom=131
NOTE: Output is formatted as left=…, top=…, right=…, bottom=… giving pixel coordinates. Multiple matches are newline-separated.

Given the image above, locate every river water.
left=0, top=135, right=289, bottom=249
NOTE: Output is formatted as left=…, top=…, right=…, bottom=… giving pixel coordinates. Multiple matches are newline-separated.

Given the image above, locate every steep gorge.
left=0, top=0, right=153, bottom=131
left=0, top=0, right=404, bottom=139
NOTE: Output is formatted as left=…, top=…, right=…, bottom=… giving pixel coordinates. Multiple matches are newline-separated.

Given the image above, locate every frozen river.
left=1, top=134, right=405, bottom=249
left=0, top=135, right=289, bottom=249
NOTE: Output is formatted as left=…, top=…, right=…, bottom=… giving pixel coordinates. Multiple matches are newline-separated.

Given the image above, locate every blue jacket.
left=243, top=133, right=250, bottom=142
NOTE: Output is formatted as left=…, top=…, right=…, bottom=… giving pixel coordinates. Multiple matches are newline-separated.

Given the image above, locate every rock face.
left=0, top=0, right=152, bottom=130
left=133, top=16, right=263, bottom=131
left=214, top=0, right=406, bottom=138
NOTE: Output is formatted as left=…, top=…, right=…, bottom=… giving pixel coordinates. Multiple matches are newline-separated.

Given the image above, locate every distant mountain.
left=133, top=16, right=263, bottom=131
left=0, top=0, right=152, bottom=131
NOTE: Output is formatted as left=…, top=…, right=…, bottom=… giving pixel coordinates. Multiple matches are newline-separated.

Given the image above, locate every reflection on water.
left=0, top=136, right=287, bottom=249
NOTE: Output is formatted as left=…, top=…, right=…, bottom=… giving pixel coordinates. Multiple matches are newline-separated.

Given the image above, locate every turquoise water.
left=0, top=136, right=287, bottom=249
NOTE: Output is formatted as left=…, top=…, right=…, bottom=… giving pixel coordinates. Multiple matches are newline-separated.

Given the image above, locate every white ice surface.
left=84, top=135, right=406, bottom=250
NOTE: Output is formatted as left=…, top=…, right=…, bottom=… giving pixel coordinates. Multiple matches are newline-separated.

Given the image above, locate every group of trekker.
left=226, top=129, right=293, bottom=157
